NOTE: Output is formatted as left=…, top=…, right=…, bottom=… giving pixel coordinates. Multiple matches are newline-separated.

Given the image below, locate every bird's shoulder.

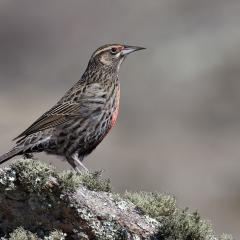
left=58, top=81, right=108, bottom=104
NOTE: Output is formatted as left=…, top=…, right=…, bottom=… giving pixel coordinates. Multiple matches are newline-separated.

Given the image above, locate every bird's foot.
left=23, top=153, right=37, bottom=160
left=71, top=153, right=89, bottom=174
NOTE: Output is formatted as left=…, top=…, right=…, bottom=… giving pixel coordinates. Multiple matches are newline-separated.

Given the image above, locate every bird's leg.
left=72, top=153, right=88, bottom=172
left=66, top=155, right=81, bottom=173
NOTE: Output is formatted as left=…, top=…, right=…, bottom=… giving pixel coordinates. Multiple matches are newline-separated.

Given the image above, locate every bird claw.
left=23, top=153, right=37, bottom=160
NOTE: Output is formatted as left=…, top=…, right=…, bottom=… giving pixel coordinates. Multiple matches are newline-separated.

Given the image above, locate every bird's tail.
left=0, top=148, right=22, bottom=165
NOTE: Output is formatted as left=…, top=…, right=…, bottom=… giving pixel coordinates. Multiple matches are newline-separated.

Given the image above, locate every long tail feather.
left=0, top=148, right=22, bottom=165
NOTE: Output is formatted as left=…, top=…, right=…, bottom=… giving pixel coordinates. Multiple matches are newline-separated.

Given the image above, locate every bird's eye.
left=110, top=47, right=118, bottom=54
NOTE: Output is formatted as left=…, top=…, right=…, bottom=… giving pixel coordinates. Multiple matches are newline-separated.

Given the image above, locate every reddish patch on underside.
left=110, top=88, right=120, bottom=129
left=94, top=87, right=120, bottom=146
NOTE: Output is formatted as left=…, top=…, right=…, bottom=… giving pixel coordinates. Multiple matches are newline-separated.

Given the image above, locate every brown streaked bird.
left=0, top=44, right=145, bottom=172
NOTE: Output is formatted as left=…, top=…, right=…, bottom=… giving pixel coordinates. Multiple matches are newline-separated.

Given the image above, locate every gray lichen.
left=0, top=159, right=234, bottom=240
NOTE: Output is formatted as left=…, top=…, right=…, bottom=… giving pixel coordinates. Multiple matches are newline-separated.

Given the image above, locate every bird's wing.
left=13, top=82, right=107, bottom=141
left=13, top=102, right=81, bottom=141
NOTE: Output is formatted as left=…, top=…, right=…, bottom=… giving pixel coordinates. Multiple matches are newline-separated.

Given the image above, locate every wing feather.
left=13, top=82, right=107, bottom=141
left=13, top=103, right=80, bottom=140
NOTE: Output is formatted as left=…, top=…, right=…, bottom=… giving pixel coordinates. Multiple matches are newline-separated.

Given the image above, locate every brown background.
left=0, top=0, right=240, bottom=237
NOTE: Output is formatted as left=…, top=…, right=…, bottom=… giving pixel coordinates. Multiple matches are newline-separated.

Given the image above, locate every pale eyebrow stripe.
left=93, top=45, right=122, bottom=56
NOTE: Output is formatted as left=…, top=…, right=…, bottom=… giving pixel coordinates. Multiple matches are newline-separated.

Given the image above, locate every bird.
left=0, top=44, right=145, bottom=172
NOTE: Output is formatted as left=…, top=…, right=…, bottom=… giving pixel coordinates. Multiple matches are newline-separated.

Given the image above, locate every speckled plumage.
left=0, top=44, right=144, bottom=171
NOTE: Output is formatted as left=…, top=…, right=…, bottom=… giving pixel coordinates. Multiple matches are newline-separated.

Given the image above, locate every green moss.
left=58, top=170, right=111, bottom=192
left=57, top=170, right=84, bottom=191
left=157, top=209, right=215, bottom=240
left=2, top=159, right=111, bottom=193
left=8, top=227, right=38, bottom=240
left=79, top=171, right=111, bottom=192
left=9, top=159, right=55, bottom=193
left=125, top=191, right=176, bottom=218
left=4, top=228, right=66, bottom=240
left=124, top=192, right=227, bottom=240
left=220, top=234, right=234, bottom=240
left=45, top=230, right=66, bottom=240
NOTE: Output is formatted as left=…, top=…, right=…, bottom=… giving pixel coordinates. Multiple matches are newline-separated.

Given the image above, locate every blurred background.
left=0, top=0, right=240, bottom=237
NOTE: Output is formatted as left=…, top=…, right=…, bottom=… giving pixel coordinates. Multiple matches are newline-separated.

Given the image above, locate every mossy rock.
left=0, top=160, right=234, bottom=240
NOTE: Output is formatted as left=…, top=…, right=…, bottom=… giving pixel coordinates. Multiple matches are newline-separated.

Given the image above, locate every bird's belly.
left=79, top=87, right=120, bottom=149
left=53, top=87, right=120, bottom=156
left=84, top=108, right=119, bottom=147
left=52, top=108, right=118, bottom=156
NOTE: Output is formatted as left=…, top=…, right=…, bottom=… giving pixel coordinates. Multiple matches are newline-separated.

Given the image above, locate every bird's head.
left=89, top=44, right=145, bottom=70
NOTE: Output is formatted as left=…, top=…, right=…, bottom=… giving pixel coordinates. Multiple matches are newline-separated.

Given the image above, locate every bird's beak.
left=122, top=45, right=146, bottom=56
